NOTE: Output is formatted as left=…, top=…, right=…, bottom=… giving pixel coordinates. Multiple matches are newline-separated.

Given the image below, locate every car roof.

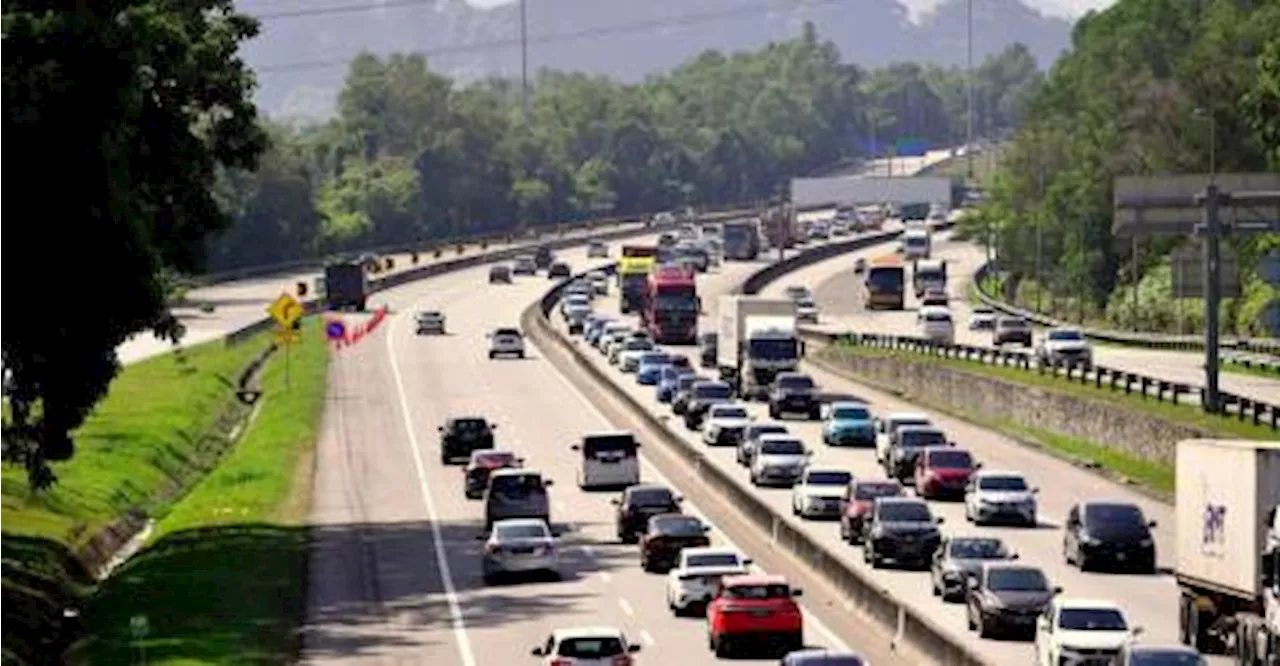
left=974, top=469, right=1025, bottom=479
left=1054, top=597, right=1124, bottom=611
left=448, top=416, right=488, bottom=423
left=490, top=468, right=541, bottom=478
left=884, top=411, right=929, bottom=420
left=829, top=401, right=869, bottom=410
left=896, top=425, right=944, bottom=434
left=551, top=626, right=626, bottom=640
left=1127, top=645, right=1200, bottom=655
left=492, top=518, right=549, bottom=530
left=722, top=573, right=788, bottom=587
left=625, top=483, right=672, bottom=495
left=682, top=546, right=739, bottom=558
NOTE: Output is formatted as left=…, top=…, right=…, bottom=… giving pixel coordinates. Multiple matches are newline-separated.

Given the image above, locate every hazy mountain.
left=241, top=0, right=1079, bottom=121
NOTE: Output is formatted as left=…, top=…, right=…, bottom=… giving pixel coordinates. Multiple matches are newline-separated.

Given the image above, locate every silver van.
left=485, top=468, right=553, bottom=530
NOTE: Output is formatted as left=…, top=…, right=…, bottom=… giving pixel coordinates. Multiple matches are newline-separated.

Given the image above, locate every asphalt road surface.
left=554, top=232, right=1230, bottom=665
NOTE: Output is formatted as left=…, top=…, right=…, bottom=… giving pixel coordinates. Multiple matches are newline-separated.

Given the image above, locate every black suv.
left=965, top=563, right=1060, bottom=639
left=682, top=380, right=734, bottom=430
left=534, top=245, right=554, bottom=271
left=1063, top=501, right=1158, bottom=573
left=613, top=485, right=683, bottom=543
left=548, top=261, right=571, bottom=279
left=767, top=372, right=820, bottom=420
left=862, top=497, right=944, bottom=569
left=488, top=265, right=511, bottom=284
left=671, top=374, right=708, bottom=416
left=698, top=332, right=718, bottom=368
left=438, top=417, right=497, bottom=464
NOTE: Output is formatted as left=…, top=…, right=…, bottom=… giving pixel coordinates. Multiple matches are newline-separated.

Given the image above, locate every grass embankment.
left=73, top=319, right=329, bottom=664
left=825, top=343, right=1278, bottom=498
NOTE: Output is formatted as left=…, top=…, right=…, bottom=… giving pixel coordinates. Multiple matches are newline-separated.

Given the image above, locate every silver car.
left=480, top=518, right=561, bottom=584
left=964, top=470, right=1039, bottom=526
left=749, top=435, right=811, bottom=487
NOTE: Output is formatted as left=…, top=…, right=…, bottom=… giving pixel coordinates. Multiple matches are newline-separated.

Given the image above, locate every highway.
left=550, top=231, right=1230, bottom=665
left=300, top=237, right=907, bottom=665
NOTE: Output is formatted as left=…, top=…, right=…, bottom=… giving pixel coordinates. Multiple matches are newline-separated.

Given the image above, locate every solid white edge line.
left=387, top=307, right=478, bottom=666
left=529, top=333, right=854, bottom=654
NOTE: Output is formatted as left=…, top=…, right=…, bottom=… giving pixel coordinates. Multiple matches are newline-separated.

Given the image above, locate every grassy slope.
left=77, top=319, right=329, bottom=664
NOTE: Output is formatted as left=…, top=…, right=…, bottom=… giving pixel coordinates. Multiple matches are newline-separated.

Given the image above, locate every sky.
left=464, top=0, right=1120, bottom=21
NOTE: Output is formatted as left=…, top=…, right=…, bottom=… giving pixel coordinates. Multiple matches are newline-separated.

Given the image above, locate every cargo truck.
left=912, top=259, right=947, bottom=297
left=716, top=296, right=801, bottom=400
left=722, top=220, right=761, bottom=260
left=1175, top=439, right=1279, bottom=663
left=901, top=228, right=931, bottom=260
left=324, top=261, right=368, bottom=311
left=618, top=246, right=657, bottom=314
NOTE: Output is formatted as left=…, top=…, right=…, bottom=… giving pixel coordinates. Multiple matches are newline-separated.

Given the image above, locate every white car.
left=749, top=434, right=811, bottom=487
left=615, top=339, right=655, bottom=370
left=1035, top=598, right=1141, bottom=666
left=965, top=470, right=1039, bottom=526
left=665, top=547, right=752, bottom=615
left=795, top=297, right=820, bottom=323
left=560, top=293, right=591, bottom=318
left=918, top=305, right=955, bottom=344
left=875, top=412, right=932, bottom=464
left=481, top=518, right=560, bottom=583
left=969, top=307, right=997, bottom=330
left=415, top=310, right=446, bottom=335
left=587, top=271, right=609, bottom=295
left=1035, top=328, right=1094, bottom=369
left=790, top=468, right=854, bottom=519
left=587, top=242, right=609, bottom=259
left=597, top=323, right=629, bottom=352
left=487, top=327, right=525, bottom=359
left=702, top=403, right=753, bottom=447
left=530, top=626, right=641, bottom=664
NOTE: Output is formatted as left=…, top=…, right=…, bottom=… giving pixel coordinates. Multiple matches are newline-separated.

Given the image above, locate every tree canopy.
left=2, top=1, right=267, bottom=488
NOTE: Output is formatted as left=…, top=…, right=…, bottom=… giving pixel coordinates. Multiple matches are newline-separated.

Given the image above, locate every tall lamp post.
left=520, top=0, right=529, bottom=124
left=966, top=0, right=975, bottom=181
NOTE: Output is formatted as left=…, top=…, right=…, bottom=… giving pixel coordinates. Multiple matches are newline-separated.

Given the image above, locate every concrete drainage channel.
left=523, top=223, right=986, bottom=666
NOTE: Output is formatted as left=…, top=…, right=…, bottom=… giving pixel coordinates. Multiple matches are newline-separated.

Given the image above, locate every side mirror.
left=475, top=534, right=487, bottom=541
left=1148, top=520, right=1158, bottom=528
left=531, top=647, right=545, bottom=656
left=628, top=644, right=642, bottom=653
left=1052, top=586, right=1064, bottom=595
left=570, top=444, right=581, bottom=451
left=675, top=495, right=684, bottom=502
left=974, top=462, right=983, bottom=469
left=1011, top=553, right=1020, bottom=560
left=437, top=426, right=444, bottom=432
left=516, top=457, right=526, bottom=464
left=935, top=516, right=945, bottom=524
left=550, top=530, right=562, bottom=538
left=611, top=499, right=621, bottom=506
left=1130, top=626, right=1144, bottom=637
left=543, top=479, right=554, bottom=486
left=792, top=588, right=804, bottom=597
left=702, top=526, right=711, bottom=533
left=967, top=578, right=979, bottom=589
left=491, top=424, right=498, bottom=430
left=743, top=558, right=753, bottom=565
left=1031, top=487, right=1040, bottom=494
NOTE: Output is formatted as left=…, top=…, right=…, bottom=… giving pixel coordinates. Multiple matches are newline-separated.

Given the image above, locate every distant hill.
left=242, top=0, right=1074, bottom=121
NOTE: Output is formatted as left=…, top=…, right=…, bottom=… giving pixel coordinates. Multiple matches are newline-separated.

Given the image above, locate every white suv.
left=1035, top=597, right=1140, bottom=666
left=665, top=547, right=751, bottom=615
left=530, top=626, right=641, bottom=664
left=488, top=327, right=525, bottom=359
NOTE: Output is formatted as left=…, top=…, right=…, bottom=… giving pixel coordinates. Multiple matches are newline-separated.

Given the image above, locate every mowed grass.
left=75, top=318, right=329, bottom=665
left=1, top=335, right=264, bottom=548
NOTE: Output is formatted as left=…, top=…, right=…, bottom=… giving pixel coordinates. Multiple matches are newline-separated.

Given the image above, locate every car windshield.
left=832, top=406, right=870, bottom=420
left=987, top=567, right=1048, bottom=591
left=890, top=418, right=930, bottom=431
left=496, top=523, right=549, bottom=540
left=711, top=406, right=748, bottom=419
left=640, top=353, right=669, bottom=365
left=867, top=268, right=904, bottom=288
left=694, top=384, right=732, bottom=400
left=582, top=435, right=637, bottom=457
left=974, top=309, right=994, bottom=316
left=557, top=637, right=625, bottom=657
left=749, top=338, right=799, bottom=360
left=1085, top=503, right=1146, bottom=527
left=625, top=340, right=653, bottom=351
left=786, top=287, right=809, bottom=299
left=878, top=501, right=931, bottom=522
left=652, top=515, right=703, bottom=536
left=686, top=552, right=740, bottom=568
left=927, top=450, right=973, bottom=468
left=807, top=471, right=852, bottom=486
left=628, top=488, right=674, bottom=507
left=778, top=376, right=814, bottom=391
left=900, top=430, right=947, bottom=448
left=923, top=312, right=952, bottom=322
left=978, top=475, right=1028, bottom=491
left=494, top=328, right=520, bottom=337
left=678, top=375, right=703, bottom=390
left=1048, top=330, right=1084, bottom=341
left=797, top=299, right=816, bottom=308
left=999, top=318, right=1029, bottom=329
left=760, top=439, right=804, bottom=455
left=1058, top=608, right=1128, bottom=631
left=1129, top=650, right=1207, bottom=666
left=854, top=483, right=902, bottom=500
left=475, top=452, right=515, bottom=466
left=490, top=474, right=543, bottom=497
left=948, top=538, right=1008, bottom=559
left=724, top=583, right=792, bottom=600
left=748, top=425, right=788, bottom=440
left=567, top=295, right=589, bottom=304
left=454, top=419, right=488, bottom=431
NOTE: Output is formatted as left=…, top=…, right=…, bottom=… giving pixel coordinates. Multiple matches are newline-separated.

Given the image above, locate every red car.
left=914, top=446, right=979, bottom=499
left=706, top=573, right=804, bottom=658
left=840, top=479, right=904, bottom=544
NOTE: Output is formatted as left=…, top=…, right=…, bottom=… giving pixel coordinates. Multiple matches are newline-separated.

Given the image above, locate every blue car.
left=822, top=401, right=875, bottom=447
left=655, top=367, right=691, bottom=402
left=636, top=353, right=672, bottom=385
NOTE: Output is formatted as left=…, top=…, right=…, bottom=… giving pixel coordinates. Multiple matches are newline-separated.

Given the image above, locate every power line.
left=253, top=0, right=848, bottom=73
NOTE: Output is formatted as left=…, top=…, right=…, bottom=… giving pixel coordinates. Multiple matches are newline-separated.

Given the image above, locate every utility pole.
left=520, top=0, right=530, bottom=124
left=965, top=0, right=975, bottom=181
left=1202, top=185, right=1222, bottom=412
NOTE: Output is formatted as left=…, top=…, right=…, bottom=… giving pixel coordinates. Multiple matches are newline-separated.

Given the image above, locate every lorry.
left=716, top=296, right=802, bottom=400
left=323, top=261, right=368, bottom=311
left=722, top=219, right=761, bottom=260
left=863, top=256, right=906, bottom=310
left=618, top=246, right=657, bottom=314
left=1174, top=439, right=1279, bottom=663
left=901, top=227, right=931, bottom=260
left=911, top=259, right=947, bottom=297
left=642, top=265, right=699, bottom=344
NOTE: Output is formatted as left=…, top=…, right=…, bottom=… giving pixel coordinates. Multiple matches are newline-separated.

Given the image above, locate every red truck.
left=641, top=265, right=699, bottom=344
left=707, top=573, right=804, bottom=658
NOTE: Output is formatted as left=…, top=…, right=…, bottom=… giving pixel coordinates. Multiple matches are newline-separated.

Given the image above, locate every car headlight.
left=1139, top=538, right=1153, bottom=547
left=1081, top=534, right=1102, bottom=546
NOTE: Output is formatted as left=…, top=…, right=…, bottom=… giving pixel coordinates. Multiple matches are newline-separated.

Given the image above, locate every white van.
left=571, top=431, right=641, bottom=489
left=918, top=306, right=955, bottom=344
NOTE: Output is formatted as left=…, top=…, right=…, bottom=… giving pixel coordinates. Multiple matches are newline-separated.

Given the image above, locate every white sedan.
left=701, top=403, right=752, bottom=447
left=487, top=327, right=525, bottom=359
left=530, top=626, right=641, bottom=664
left=790, top=468, right=853, bottom=519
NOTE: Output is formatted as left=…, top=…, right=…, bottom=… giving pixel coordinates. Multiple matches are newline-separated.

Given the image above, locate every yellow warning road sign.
left=268, top=293, right=304, bottom=329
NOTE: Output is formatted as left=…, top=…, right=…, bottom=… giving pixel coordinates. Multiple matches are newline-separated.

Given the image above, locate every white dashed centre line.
left=640, top=630, right=656, bottom=646
left=599, top=571, right=613, bottom=583
left=618, top=598, right=634, bottom=616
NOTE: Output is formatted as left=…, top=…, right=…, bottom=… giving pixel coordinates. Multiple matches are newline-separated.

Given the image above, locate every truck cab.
left=324, top=261, right=368, bottom=312
left=642, top=266, right=699, bottom=344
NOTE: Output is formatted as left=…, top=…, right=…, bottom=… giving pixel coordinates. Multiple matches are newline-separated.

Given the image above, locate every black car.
left=965, top=563, right=1060, bottom=639
left=767, top=372, right=821, bottom=420
left=534, top=245, right=554, bottom=270
left=548, top=262, right=572, bottom=279
left=438, top=417, right=497, bottom=464
left=883, top=425, right=949, bottom=483
left=930, top=536, right=1017, bottom=602
left=682, top=380, right=734, bottom=430
left=613, top=485, right=683, bottom=543
left=1063, top=501, right=1158, bottom=573
left=639, top=513, right=710, bottom=573
left=489, top=265, right=512, bottom=284
left=670, top=374, right=708, bottom=416
left=862, top=497, right=944, bottom=569
left=698, top=332, right=718, bottom=368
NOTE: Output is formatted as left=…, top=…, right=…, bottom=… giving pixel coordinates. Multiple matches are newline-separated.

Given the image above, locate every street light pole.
left=965, top=0, right=975, bottom=181
left=520, top=0, right=530, bottom=124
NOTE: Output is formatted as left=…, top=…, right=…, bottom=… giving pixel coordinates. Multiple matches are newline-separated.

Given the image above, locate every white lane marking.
left=600, top=571, right=613, bottom=583
left=618, top=598, right=634, bottom=616
left=387, top=312, right=477, bottom=666
left=640, top=630, right=655, bottom=646
left=531, top=335, right=854, bottom=653
left=555, top=501, right=567, bottom=513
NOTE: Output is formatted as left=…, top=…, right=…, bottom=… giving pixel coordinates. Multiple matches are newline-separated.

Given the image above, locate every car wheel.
left=713, top=635, right=731, bottom=658
left=516, top=351, right=525, bottom=359
left=487, top=351, right=495, bottom=359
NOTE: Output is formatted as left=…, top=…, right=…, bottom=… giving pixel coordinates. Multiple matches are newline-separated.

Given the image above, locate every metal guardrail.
left=799, top=329, right=1278, bottom=431
left=971, top=263, right=1280, bottom=357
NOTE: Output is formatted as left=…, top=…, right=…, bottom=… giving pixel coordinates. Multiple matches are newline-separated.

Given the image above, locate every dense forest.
left=209, top=25, right=1042, bottom=272
left=966, top=0, right=1280, bottom=336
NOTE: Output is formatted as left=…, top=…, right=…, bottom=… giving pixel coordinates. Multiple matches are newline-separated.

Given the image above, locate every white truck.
left=1175, top=439, right=1280, bottom=664
left=717, top=296, right=801, bottom=400
left=901, top=227, right=932, bottom=260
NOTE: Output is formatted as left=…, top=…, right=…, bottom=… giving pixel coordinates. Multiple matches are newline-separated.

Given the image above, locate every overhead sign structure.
left=1171, top=243, right=1240, bottom=299
left=894, top=137, right=928, bottom=158
left=268, top=293, right=304, bottom=330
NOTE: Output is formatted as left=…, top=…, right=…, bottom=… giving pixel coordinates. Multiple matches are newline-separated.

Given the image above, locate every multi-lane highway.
left=300, top=237, right=910, bottom=665
left=551, top=230, right=1229, bottom=665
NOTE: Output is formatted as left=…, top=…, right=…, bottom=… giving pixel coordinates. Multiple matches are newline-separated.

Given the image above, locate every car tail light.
left=720, top=604, right=754, bottom=614
left=610, top=656, right=633, bottom=666
left=550, top=659, right=573, bottom=666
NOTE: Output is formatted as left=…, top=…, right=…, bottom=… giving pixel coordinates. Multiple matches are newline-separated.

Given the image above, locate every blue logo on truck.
left=1202, top=502, right=1227, bottom=548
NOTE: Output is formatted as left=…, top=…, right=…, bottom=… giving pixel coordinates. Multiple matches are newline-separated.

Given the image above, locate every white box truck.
left=1175, top=439, right=1280, bottom=663
left=901, top=228, right=931, bottom=260
left=717, top=296, right=800, bottom=399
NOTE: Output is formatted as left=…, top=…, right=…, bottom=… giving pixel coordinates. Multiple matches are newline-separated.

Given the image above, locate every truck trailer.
left=324, top=261, right=368, bottom=311
left=716, top=296, right=801, bottom=399
left=1175, top=439, right=1280, bottom=663
left=722, top=220, right=761, bottom=260
left=912, top=259, right=947, bottom=297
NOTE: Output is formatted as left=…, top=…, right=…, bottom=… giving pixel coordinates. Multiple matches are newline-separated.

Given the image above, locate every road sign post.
left=267, top=293, right=304, bottom=391
left=1113, top=172, right=1280, bottom=413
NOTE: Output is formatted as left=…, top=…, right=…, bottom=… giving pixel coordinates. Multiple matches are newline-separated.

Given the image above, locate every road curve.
left=300, top=238, right=904, bottom=665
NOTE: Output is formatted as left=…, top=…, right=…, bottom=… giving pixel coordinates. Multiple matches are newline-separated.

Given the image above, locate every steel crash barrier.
left=524, top=222, right=989, bottom=666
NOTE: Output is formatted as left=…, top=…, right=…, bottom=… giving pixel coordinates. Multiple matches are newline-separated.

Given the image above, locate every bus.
left=863, top=256, right=905, bottom=310
left=642, top=265, right=699, bottom=344
left=618, top=246, right=657, bottom=313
